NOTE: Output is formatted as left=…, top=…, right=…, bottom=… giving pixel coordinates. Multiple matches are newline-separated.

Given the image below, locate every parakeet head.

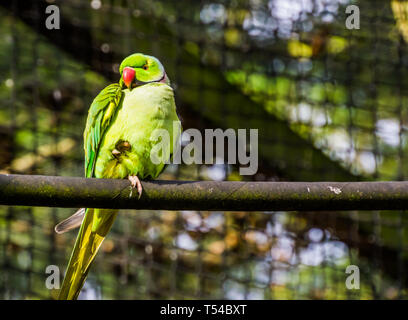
left=119, top=53, right=169, bottom=89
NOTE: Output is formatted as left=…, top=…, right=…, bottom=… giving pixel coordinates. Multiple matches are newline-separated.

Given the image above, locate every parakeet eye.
left=142, top=65, right=148, bottom=70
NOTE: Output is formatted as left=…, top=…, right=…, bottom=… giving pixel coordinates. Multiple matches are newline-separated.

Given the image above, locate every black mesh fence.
left=0, top=0, right=408, bottom=299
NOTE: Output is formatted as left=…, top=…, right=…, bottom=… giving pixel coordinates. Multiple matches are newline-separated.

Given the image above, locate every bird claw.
left=128, top=175, right=143, bottom=199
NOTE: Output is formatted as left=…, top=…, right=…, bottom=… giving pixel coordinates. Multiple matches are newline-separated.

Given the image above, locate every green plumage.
left=95, top=83, right=180, bottom=180
left=57, top=53, right=181, bottom=300
left=84, top=83, right=122, bottom=178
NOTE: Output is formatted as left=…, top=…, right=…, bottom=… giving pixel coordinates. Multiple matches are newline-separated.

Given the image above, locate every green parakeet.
left=55, top=53, right=181, bottom=300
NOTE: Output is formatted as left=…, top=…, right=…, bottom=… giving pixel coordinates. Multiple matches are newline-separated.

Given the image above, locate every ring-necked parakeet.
left=55, top=53, right=181, bottom=300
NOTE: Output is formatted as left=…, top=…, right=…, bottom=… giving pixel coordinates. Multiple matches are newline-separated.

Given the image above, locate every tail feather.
left=55, top=208, right=86, bottom=234
left=57, top=208, right=118, bottom=300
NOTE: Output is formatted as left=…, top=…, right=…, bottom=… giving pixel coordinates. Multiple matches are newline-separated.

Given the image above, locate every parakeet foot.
left=112, top=141, right=131, bottom=159
left=128, top=175, right=143, bottom=199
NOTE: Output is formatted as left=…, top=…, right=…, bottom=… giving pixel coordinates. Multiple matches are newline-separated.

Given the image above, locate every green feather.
left=83, top=83, right=122, bottom=178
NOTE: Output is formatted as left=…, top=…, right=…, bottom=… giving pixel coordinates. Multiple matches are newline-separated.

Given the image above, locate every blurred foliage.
left=1, top=0, right=408, bottom=299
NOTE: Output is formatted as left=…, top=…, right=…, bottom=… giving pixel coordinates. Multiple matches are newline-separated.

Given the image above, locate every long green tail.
left=58, top=208, right=118, bottom=300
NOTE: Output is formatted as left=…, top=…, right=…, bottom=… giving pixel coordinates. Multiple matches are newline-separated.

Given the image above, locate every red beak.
left=122, top=67, right=135, bottom=89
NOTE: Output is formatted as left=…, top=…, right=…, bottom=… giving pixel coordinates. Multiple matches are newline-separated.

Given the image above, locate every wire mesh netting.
left=0, top=0, right=408, bottom=299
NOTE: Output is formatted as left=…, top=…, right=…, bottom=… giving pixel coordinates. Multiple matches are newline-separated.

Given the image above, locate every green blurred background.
left=0, top=0, right=408, bottom=299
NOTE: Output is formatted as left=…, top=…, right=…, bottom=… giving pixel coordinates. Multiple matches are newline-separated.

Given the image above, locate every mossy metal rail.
left=1, top=174, right=408, bottom=211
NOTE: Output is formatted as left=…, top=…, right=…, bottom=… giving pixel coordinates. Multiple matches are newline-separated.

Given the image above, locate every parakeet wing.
left=84, top=83, right=122, bottom=178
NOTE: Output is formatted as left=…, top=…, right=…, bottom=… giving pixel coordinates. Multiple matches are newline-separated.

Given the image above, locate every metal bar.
left=0, top=174, right=407, bottom=211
